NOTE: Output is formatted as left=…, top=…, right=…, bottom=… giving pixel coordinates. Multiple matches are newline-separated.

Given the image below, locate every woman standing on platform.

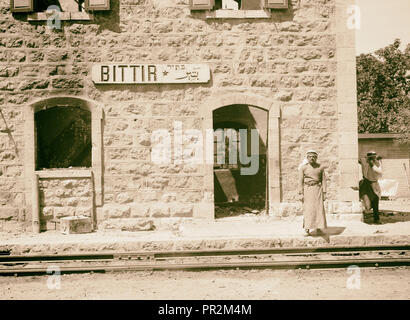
left=298, top=150, right=327, bottom=236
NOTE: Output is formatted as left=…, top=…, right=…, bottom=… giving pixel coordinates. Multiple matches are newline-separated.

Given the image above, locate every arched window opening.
left=35, top=106, right=91, bottom=170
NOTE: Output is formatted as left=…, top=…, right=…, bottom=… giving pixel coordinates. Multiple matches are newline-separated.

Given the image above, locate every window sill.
left=205, top=9, right=271, bottom=19
left=35, top=169, right=92, bottom=179
left=28, top=12, right=93, bottom=21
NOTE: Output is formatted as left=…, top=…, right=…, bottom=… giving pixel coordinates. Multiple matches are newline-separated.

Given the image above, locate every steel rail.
left=1, top=244, right=409, bottom=262
left=0, top=257, right=409, bottom=275
left=0, top=245, right=409, bottom=276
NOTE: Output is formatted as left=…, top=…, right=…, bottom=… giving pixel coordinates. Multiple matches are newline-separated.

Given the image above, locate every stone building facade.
left=0, top=0, right=360, bottom=232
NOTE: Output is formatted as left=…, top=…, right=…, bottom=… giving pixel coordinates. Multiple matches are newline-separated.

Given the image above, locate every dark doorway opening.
left=35, top=106, right=91, bottom=170
left=213, top=104, right=268, bottom=218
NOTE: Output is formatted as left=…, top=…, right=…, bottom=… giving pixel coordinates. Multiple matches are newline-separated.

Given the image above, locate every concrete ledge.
left=206, top=10, right=271, bottom=19
left=2, top=214, right=408, bottom=255
left=36, top=169, right=92, bottom=179
left=1, top=234, right=410, bottom=255
left=28, top=12, right=93, bottom=21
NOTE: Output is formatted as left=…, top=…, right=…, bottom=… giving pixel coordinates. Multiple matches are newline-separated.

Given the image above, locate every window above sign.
left=10, top=0, right=110, bottom=21
left=190, top=0, right=288, bottom=18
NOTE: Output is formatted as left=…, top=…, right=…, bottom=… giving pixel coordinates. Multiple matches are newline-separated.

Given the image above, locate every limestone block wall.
left=0, top=0, right=360, bottom=228
left=39, top=177, right=93, bottom=228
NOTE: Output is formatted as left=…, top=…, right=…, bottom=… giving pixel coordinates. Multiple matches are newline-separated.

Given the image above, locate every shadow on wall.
left=93, top=0, right=120, bottom=33
left=0, top=108, right=20, bottom=159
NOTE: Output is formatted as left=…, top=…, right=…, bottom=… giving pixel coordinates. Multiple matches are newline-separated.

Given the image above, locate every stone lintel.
left=206, top=9, right=271, bottom=19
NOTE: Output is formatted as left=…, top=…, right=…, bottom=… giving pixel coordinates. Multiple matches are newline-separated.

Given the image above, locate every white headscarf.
left=298, top=150, right=318, bottom=170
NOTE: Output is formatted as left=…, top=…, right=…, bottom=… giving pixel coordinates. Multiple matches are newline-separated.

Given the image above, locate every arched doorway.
left=195, top=94, right=280, bottom=219
left=213, top=105, right=268, bottom=218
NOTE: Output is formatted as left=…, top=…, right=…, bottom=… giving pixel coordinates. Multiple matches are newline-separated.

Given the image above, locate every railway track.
left=0, top=245, right=409, bottom=276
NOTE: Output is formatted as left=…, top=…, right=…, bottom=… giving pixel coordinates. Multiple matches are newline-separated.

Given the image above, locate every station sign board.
left=92, top=64, right=210, bottom=84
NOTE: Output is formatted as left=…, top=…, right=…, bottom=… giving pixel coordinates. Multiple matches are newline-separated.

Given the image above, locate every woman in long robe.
left=298, top=150, right=327, bottom=236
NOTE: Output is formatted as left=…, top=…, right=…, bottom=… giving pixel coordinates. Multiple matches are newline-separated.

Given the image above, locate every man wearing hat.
left=359, top=151, right=383, bottom=223
left=298, top=150, right=327, bottom=236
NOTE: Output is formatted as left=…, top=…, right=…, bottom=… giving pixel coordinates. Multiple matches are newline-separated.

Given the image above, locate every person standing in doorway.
left=359, top=151, right=382, bottom=224
left=298, top=150, right=327, bottom=236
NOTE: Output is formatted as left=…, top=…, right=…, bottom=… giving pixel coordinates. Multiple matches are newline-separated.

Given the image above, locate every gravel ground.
left=0, top=267, right=409, bottom=300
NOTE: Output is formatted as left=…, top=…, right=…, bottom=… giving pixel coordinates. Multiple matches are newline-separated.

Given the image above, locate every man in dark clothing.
left=359, top=151, right=383, bottom=223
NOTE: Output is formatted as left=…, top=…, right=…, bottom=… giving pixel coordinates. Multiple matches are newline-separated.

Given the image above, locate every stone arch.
left=200, top=93, right=279, bottom=115
left=196, top=93, right=281, bottom=218
left=24, top=97, right=104, bottom=229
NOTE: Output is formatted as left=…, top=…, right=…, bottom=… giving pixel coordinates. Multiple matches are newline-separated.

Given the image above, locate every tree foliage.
left=356, top=39, right=410, bottom=143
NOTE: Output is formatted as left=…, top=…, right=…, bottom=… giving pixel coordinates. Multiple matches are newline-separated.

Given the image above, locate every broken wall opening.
left=38, top=176, right=93, bottom=231
left=35, top=106, right=92, bottom=170
left=34, top=105, right=93, bottom=231
left=213, top=104, right=267, bottom=218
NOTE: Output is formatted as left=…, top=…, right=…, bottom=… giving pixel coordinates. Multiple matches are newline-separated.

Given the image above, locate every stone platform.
left=1, top=214, right=409, bottom=255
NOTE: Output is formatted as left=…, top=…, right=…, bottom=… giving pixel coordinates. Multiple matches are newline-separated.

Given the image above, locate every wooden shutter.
left=85, top=0, right=110, bottom=11
left=241, top=0, right=262, bottom=10
left=263, top=0, right=288, bottom=9
left=10, top=0, right=34, bottom=12
left=60, top=0, right=80, bottom=12
left=190, top=0, right=215, bottom=10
